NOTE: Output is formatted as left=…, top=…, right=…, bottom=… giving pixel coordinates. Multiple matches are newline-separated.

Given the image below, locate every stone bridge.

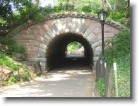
left=7, top=13, right=128, bottom=71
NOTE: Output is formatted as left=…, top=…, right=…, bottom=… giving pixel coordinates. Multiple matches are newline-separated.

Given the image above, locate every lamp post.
left=98, top=8, right=107, bottom=64
left=98, top=8, right=108, bottom=96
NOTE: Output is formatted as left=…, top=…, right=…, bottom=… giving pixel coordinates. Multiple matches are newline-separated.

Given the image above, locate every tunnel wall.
left=46, top=33, right=93, bottom=69
left=8, top=13, right=122, bottom=71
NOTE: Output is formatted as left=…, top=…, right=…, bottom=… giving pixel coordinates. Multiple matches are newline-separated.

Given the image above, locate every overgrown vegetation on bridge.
left=0, top=0, right=130, bottom=36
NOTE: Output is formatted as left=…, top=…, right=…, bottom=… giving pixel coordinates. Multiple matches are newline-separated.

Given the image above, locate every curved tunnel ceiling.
left=46, top=32, right=93, bottom=70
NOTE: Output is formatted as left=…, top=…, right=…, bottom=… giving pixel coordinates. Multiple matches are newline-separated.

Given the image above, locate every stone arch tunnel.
left=7, top=13, right=125, bottom=71
left=46, top=32, right=93, bottom=70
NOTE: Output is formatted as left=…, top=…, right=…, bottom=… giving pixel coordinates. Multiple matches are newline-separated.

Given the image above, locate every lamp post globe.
left=98, top=8, right=107, bottom=22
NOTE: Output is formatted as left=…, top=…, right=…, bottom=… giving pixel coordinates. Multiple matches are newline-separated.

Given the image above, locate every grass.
left=0, top=52, right=36, bottom=86
left=96, top=78, right=105, bottom=97
left=0, top=52, right=18, bottom=71
left=96, top=30, right=130, bottom=97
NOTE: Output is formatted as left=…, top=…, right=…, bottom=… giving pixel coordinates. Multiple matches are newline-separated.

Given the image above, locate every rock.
left=33, top=61, right=42, bottom=76
left=0, top=44, right=9, bottom=52
left=0, top=66, right=13, bottom=81
left=12, top=52, right=26, bottom=61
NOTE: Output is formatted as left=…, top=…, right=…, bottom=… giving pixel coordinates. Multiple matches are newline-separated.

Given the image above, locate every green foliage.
left=82, top=5, right=92, bottom=13
left=96, top=78, right=105, bottom=97
left=22, top=71, right=30, bottom=81
left=0, top=16, right=6, bottom=24
left=8, top=75, right=18, bottom=84
left=9, top=44, right=25, bottom=53
left=67, top=41, right=82, bottom=52
left=0, top=52, right=36, bottom=86
left=65, top=4, right=75, bottom=11
left=0, top=36, right=25, bottom=53
left=0, top=52, right=18, bottom=70
left=105, top=30, right=130, bottom=97
left=0, top=0, right=130, bottom=36
left=105, top=30, right=130, bottom=65
left=0, top=36, right=16, bottom=45
left=108, top=11, right=127, bottom=20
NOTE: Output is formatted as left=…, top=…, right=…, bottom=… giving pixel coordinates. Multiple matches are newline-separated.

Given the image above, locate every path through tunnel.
left=46, top=33, right=93, bottom=70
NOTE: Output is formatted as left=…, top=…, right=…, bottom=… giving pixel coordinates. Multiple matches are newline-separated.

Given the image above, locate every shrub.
left=8, top=75, right=18, bottom=84
left=9, top=44, right=25, bottom=53
left=0, top=36, right=25, bottom=54
left=105, top=30, right=130, bottom=97
left=22, top=71, right=30, bottom=81
left=105, top=30, right=130, bottom=65
left=108, top=11, right=127, bottom=20
left=67, top=41, right=82, bottom=52
left=0, top=36, right=16, bottom=45
left=0, top=52, right=18, bottom=70
left=96, top=78, right=105, bottom=96
left=82, top=5, right=92, bottom=13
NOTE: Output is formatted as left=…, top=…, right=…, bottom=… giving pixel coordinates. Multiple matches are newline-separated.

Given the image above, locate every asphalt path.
left=0, top=66, right=97, bottom=97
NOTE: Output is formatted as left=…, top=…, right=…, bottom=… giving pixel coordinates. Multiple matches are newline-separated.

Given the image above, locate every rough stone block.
left=38, top=52, right=46, bottom=58
left=84, top=19, right=92, bottom=27
left=39, top=48, right=45, bottom=53
left=44, top=33, right=51, bottom=41
left=36, top=35, right=44, bottom=42
left=42, top=37, right=49, bottom=45
left=28, top=34, right=35, bottom=40
left=66, top=17, right=72, bottom=31
left=79, top=25, right=88, bottom=35
left=83, top=28, right=92, bottom=37
left=32, top=46, right=39, bottom=52
left=92, top=27, right=101, bottom=36
left=94, top=51, right=100, bottom=56
left=105, top=32, right=114, bottom=38
left=46, top=29, right=54, bottom=38
left=95, top=46, right=101, bottom=52
left=33, top=40, right=40, bottom=47
left=12, top=34, right=20, bottom=40
left=91, top=42, right=100, bottom=49
left=44, top=20, right=53, bottom=27
left=89, top=22, right=100, bottom=32
left=51, top=25, right=58, bottom=36
left=86, top=33, right=97, bottom=44
left=93, top=57, right=99, bottom=61
left=39, top=43, right=47, bottom=49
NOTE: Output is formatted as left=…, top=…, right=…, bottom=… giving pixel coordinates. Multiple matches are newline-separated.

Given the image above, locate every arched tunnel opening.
left=46, top=33, right=93, bottom=70
left=65, top=41, right=85, bottom=57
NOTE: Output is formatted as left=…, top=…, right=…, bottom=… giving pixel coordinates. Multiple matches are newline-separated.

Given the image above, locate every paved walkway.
left=0, top=67, right=97, bottom=97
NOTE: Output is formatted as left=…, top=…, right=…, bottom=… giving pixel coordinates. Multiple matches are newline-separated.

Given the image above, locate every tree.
left=34, top=0, right=40, bottom=7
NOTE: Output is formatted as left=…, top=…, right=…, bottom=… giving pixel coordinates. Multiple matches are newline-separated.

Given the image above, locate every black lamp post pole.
left=101, top=21, right=105, bottom=63
left=98, top=8, right=108, bottom=96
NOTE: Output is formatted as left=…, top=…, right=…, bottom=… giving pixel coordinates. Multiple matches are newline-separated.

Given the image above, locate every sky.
left=9, top=0, right=55, bottom=12
left=39, top=0, right=55, bottom=7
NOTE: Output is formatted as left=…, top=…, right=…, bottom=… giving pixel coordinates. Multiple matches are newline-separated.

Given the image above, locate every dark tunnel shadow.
left=46, top=32, right=93, bottom=71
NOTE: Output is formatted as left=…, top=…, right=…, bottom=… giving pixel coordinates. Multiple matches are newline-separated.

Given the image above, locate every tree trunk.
left=105, top=0, right=112, bottom=10
left=114, top=0, right=117, bottom=10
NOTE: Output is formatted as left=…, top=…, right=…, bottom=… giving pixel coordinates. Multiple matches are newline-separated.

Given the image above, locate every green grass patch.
left=0, top=52, right=18, bottom=71
left=96, top=78, right=105, bottom=97
left=0, top=52, right=36, bottom=86
left=105, top=30, right=130, bottom=97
